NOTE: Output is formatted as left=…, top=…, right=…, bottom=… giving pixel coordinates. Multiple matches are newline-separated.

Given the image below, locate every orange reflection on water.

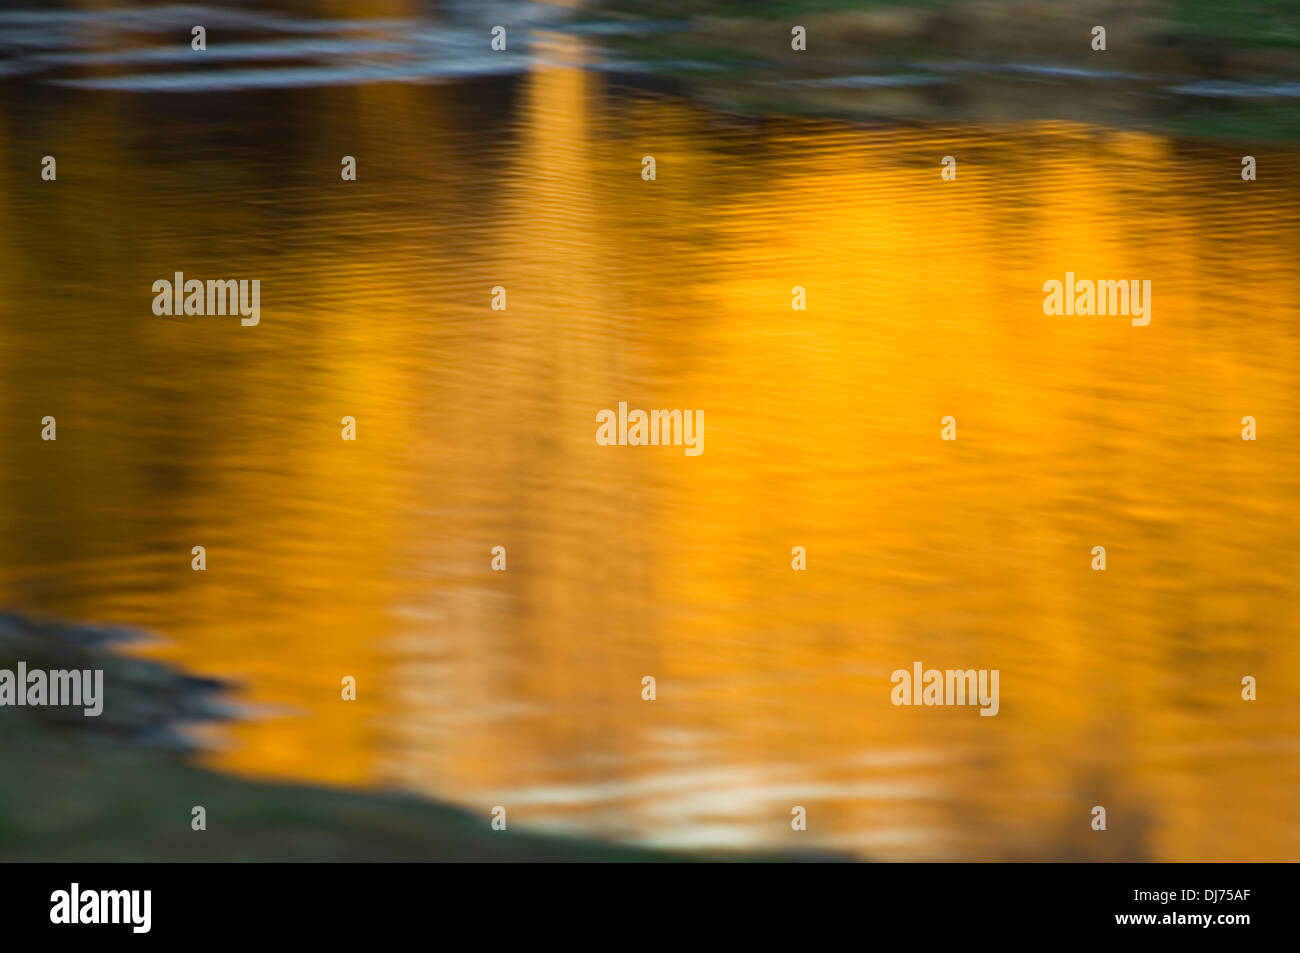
left=0, top=58, right=1297, bottom=860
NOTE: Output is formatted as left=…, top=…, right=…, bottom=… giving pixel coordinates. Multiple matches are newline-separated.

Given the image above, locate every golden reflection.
left=0, top=61, right=1297, bottom=860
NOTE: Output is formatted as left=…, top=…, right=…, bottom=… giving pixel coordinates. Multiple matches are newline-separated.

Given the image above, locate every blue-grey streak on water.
left=4, top=4, right=1299, bottom=99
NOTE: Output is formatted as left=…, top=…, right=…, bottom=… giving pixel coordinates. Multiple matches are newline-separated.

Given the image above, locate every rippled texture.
left=2, top=39, right=1298, bottom=860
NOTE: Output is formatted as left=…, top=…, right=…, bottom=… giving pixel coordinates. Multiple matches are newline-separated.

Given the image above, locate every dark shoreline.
left=585, top=1, right=1300, bottom=141
left=0, top=612, right=840, bottom=862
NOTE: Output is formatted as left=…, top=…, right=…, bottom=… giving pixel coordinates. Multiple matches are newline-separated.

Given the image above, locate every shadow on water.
left=3, top=1, right=1299, bottom=138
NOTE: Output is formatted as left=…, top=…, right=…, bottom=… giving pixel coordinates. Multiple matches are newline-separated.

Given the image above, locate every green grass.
left=593, top=0, right=958, bottom=20
left=1166, top=0, right=1300, bottom=48
left=594, top=0, right=1300, bottom=51
left=1160, top=102, right=1300, bottom=143
left=0, top=744, right=695, bottom=861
